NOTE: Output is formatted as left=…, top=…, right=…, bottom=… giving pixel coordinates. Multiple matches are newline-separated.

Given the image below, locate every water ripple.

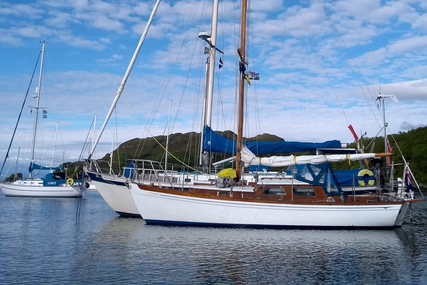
left=1, top=191, right=426, bottom=284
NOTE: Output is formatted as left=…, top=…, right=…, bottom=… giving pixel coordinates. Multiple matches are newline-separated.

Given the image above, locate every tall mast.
left=205, top=0, right=219, bottom=128
left=382, top=96, right=387, bottom=153
left=88, top=0, right=161, bottom=160
left=30, top=41, right=46, bottom=178
left=51, top=122, right=59, bottom=167
left=199, top=0, right=219, bottom=168
left=199, top=55, right=209, bottom=167
left=0, top=42, right=42, bottom=178
left=377, top=93, right=398, bottom=152
left=236, top=0, right=248, bottom=180
left=91, top=113, right=97, bottom=157
left=165, top=99, right=172, bottom=172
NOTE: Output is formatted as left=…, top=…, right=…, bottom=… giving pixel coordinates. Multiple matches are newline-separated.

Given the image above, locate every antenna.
left=376, top=90, right=398, bottom=153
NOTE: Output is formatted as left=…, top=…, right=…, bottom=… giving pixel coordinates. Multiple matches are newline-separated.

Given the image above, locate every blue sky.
left=1, top=0, right=427, bottom=178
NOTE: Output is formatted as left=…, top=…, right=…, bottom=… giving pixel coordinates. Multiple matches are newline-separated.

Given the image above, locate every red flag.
left=348, top=125, right=359, bottom=141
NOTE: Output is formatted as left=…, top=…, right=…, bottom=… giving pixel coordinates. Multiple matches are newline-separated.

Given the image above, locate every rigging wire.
left=349, top=59, right=383, bottom=131
left=0, top=50, right=41, bottom=178
left=78, top=115, right=96, bottom=161
left=297, top=8, right=381, bottom=144
left=133, top=0, right=206, bottom=161
left=245, top=0, right=262, bottom=152
left=142, top=125, right=202, bottom=173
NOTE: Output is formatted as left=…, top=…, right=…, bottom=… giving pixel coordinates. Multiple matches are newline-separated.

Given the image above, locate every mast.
left=88, top=0, right=161, bottom=160
left=91, top=114, right=97, bottom=157
left=165, top=99, right=172, bottom=172
left=380, top=95, right=388, bottom=153
left=30, top=41, right=46, bottom=178
left=15, top=147, right=21, bottom=181
left=205, top=0, right=219, bottom=128
left=199, top=0, right=219, bottom=169
left=199, top=55, right=209, bottom=167
left=377, top=93, right=398, bottom=153
left=51, top=122, right=59, bottom=167
left=109, top=132, right=115, bottom=175
left=0, top=43, right=41, bottom=178
left=236, top=0, right=248, bottom=180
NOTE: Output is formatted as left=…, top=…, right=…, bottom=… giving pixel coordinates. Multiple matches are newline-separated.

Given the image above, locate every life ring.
left=358, top=169, right=375, bottom=187
left=66, top=178, right=74, bottom=186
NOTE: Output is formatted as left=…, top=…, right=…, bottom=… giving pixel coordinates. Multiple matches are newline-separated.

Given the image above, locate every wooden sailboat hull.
left=86, top=171, right=141, bottom=217
left=130, top=183, right=410, bottom=229
left=0, top=180, right=83, bottom=198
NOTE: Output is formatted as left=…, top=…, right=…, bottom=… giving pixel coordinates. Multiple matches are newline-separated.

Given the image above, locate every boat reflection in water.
left=76, top=216, right=424, bottom=284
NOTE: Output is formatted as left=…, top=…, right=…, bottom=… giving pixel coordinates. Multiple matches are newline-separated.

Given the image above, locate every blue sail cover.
left=203, top=126, right=237, bottom=155
left=29, top=162, right=63, bottom=173
left=203, top=126, right=342, bottom=155
left=333, top=168, right=376, bottom=186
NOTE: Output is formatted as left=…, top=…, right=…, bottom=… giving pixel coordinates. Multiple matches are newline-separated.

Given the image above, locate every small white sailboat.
left=0, top=41, right=84, bottom=198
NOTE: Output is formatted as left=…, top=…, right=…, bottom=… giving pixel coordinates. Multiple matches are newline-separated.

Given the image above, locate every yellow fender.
left=66, top=178, right=74, bottom=186
left=357, top=169, right=375, bottom=187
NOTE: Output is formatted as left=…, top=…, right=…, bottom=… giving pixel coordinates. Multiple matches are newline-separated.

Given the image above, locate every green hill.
left=92, top=126, right=426, bottom=187
left=90, top=130, right=284, bottom=175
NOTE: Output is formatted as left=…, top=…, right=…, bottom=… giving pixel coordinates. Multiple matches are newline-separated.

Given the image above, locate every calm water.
left=1, top=191, right=427, bottom=285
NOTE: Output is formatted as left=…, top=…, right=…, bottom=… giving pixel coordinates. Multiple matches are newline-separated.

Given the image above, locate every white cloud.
left=97, top=53, right=124, bottom=64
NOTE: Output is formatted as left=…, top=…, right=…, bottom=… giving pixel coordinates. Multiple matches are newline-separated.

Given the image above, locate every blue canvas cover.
left=247, top=165, right=270, bottom=172
left=29, top=162, right=62, bottom=173
left=288, top=163, right=342, bottom=194
left=334, top=168, right=376, bottom=187
left=123, top=163, right=135, bottom=178
left=202, top=126, right=342, bottom=155
left=43, top=172, right=67, bottom=186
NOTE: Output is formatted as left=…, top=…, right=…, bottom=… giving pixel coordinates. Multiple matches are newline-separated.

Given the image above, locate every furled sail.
left=240, top=146, right=376, bottom=167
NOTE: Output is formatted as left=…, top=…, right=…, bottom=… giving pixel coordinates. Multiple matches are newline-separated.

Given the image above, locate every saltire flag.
left=348, top=124, right=359, bottom=141
left=248, top=71, right=259, bottom=80
left=219, top=57, right=223, bottom=69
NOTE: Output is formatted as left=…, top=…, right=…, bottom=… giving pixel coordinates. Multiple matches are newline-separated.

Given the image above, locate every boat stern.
left=394, top=200, right=421, bottom=226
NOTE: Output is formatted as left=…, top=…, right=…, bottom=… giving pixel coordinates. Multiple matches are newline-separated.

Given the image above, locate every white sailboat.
left=85, top=0, right=334, bottom=217
left=128, top=0, right=421, bottom=228
left=0, top=41, right=84, bottom=198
